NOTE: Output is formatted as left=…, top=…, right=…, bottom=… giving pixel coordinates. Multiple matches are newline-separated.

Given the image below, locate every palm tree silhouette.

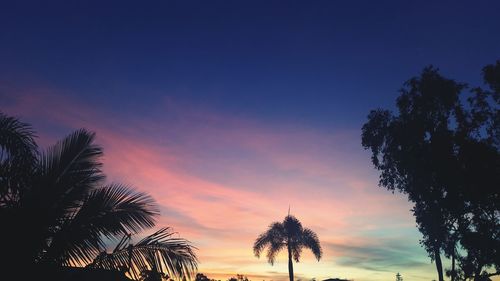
left=89, top=227, right=197, bottom=280
left=253, top=214, right=322, bottom=281
left=0, top=112, right=197, bottom=280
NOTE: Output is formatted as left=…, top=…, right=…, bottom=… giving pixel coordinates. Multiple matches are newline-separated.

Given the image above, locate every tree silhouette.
left=227, top=274, right=249, bottom=281
left=0, top=113, right=198, bottom=280
left=196, top=273, right=212, bottom=281
left=361, top=61, right=499, bottom=281
left=253, top=215, right=322, bottom=281
left=457, top=61, right=500, bottom=281
left=362, top=66, right=464, bottom=281
left=89, top=227, right=197, bottom=280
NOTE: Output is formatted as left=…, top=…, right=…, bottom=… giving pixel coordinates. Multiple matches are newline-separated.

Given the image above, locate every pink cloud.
left=1, top=86, right=434, bottom=281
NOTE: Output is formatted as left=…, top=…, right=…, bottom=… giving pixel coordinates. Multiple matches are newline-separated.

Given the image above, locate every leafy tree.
left=361, top=62, right=499, bottom=281
left=140, top=270, right=171, bottom=281
left=0, top=113, right=198, bottom=280
left=196, top=273, right=212, bottom=281
left=196, top=273, right=221, bottom=281
left=362, top=66, right=464, bottom=281
left=455, top=61, right=500, bottom=281
left=253, top=215, right=322, bottom=281
left=227, top=275, right=250, bottom=281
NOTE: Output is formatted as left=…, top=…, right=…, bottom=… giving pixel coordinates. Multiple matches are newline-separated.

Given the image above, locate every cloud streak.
left=1, top=86, right=436, bottom=281
left=327, top=239, right=429, bottom=273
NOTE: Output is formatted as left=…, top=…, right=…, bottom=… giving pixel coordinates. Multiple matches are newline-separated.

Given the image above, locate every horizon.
left=1, top=2, right=499, bottom=281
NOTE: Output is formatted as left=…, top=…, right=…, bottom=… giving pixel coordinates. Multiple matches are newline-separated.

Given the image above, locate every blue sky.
left=2, top=1, right=499, bottom=128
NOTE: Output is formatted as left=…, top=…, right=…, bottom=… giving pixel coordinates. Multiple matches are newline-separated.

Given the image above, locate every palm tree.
left=253, top=215, right=322, bottom=281
left=0, top=112, right=197, bottom=280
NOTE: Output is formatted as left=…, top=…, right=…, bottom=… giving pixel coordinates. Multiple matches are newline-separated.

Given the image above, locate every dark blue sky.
left=1, top=1, right=499, bottom=129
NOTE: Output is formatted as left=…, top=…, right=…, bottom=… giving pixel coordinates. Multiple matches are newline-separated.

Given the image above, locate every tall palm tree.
left=253, top=215, right=322, bottom=281
left=0, top=112, right=197, bottom=280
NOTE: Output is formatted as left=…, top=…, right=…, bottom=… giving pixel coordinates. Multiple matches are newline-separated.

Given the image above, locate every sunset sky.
left=1, top=2, right=500, bottom=281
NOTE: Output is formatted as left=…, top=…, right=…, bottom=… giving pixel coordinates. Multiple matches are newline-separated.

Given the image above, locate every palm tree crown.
left=0, top=112, right=197, bottom=280
left=253, top=215, right=322, bottom=281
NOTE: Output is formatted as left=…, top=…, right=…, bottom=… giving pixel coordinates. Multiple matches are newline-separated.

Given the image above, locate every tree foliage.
left=227, top=274, right=250, bottom=281
left=361, top=61, right=500, bottom=281
left=196, top=273, right=214, bottom=281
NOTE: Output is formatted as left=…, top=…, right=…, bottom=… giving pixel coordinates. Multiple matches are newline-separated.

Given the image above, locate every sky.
left=1, top=1, right=500, bottom=281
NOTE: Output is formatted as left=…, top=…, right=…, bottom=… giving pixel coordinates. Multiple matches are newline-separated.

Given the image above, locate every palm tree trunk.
left=288, top=244, right=294, bottom=281
left=434, top=247, right=444, bottom=281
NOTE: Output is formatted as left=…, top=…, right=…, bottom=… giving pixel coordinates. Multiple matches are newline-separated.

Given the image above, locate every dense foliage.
left=361, top=61, right=500, bottom=281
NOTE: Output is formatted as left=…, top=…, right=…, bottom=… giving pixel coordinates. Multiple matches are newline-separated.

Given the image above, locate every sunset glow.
left=3, top=89, right=432, bottom=281
left=1, top=2, right=499, bottom=281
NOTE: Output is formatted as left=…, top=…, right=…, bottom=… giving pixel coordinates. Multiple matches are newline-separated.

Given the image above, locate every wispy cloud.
left=1, top=86, right=435, bottom=281
left=327, top=239, right=429, bottom=272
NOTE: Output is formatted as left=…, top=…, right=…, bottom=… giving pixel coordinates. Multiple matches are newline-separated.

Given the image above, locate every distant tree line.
left=362, top=61, right=499, bottom=281
left=195, top=273, right=249, bottom=281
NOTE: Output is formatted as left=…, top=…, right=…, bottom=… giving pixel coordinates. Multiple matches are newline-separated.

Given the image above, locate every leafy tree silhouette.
left=227, top=274, right=249, bottom=281
left=0, top=113, right=197, bottom=280
left=195, top=273, right=221, bottom=281
left=361, top=61, right=499, bottom=281
left=195, top=273, right=212, bottom=281
left=253, top=215, right=322, bottom=281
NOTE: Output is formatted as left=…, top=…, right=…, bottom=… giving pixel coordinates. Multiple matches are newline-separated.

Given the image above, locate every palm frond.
left=26, top=129, right=105, bottom=243
left=253, top=222, right=286, bottom=265
left=38, top=129, right=104, bottom=203
left=301, top=228, right=322, bottom=261
left=43, top=184, right=158, bottom=266
left=114, top=233, right=132, bottom=253
left=0, top=112, right=38, bottom=161
left=291, top=245, right=302, bottom=263
left=266, top=240, right=286, bottom=265
left=90, top=228, right=198, bottom=281
left=0, top=112, right=38, bottom=205
left=253, top=232, right=271, bottom=258
left=253, top=222, right=283, bottom=257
